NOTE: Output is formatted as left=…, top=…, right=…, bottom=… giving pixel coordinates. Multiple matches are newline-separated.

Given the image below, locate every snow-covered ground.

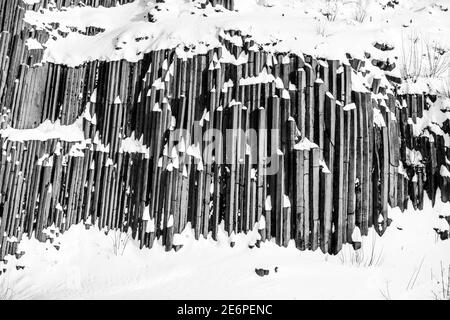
left=1, top=193, right=449, bottom=300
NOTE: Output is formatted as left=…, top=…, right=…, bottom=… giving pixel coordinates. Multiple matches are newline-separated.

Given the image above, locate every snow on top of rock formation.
left=24, top=0, right=450, bottom=70
left=0, top=117, right=85, bottom=142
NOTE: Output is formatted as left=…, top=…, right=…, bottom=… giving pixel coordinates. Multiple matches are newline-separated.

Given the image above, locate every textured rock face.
left=0, top=1, right=448, bottom=261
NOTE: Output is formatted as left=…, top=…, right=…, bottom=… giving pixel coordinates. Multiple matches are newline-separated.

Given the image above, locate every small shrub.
left=424, top=40, right=450, bottom=78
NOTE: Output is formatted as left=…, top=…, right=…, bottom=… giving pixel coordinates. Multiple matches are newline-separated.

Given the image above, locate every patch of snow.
left=0, top=117, right=84, bottom=142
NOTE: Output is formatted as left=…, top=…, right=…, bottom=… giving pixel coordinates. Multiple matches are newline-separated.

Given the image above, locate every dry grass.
left=400, top=30, right=423, bottom=82
left=439, top=77, right=450, bottom=98
left=322, top=0, right=340, bottom=21
left=110, top=228, right=131, bottom=256
left=353, top=0, right=370, bottom=23
left=0, top=276, right=15, bottom=300
left=338, top=231, right=385, bottom=268
left=315, top=19, right=330, bottom=38
left=400, top=31, right=450, bottom=82
left=424, top=40, right=450, bottom=78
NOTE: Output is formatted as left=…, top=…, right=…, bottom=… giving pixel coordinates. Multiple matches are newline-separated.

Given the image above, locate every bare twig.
left=431, top=262, right=450, bottom=300
left=380, top=281, right=391, bottom=300
left=406, top=256, right=425, bottom=291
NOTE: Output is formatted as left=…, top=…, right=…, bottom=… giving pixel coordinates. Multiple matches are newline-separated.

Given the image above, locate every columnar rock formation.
left=0, top=0, right=448, bottom=262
